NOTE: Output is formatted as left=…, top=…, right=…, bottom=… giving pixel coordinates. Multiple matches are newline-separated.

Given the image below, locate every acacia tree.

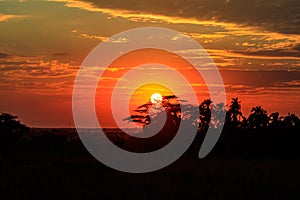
left=0, top=113, right=29, bottom=135
left=0, top=113, right=29, bottom=152
left=123, top=95, right=181, bottom=129
left=122, top=95, right=183, bottom=151
left=125, top=103, right=152, bottom=127
left=125, top=97, right=226, bottom=132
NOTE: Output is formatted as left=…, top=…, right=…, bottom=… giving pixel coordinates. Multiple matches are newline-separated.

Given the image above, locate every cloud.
left=52, top=53, right=69, bottom=56
left=292, top=43, right=300, bottom=51
left=0, top=54, right=128, bottom=94
left=274, top=80, right=300, bottom=88
left=78, top=32, right=127, bottom=43
left=233, top=48, right=300, bottom=58
left=61, top=0, right=300, bottom=35
left=99, top=77, right=126, bottom=81
left=0, top=55, right=79, bottom=94
left=49, top=0, right=235, bottom=29
left=220, top=70, right=300, bottom=87
left=79, top=33, right=108, bottom=41
left=185, top=32, right=229, bottom=39
left=0, top=52, right=10, bottom=58
left=0, top=14, right=27, bottom=22
left=47, top=0, right=102, bottom=12
left=49, top=0, right=300, bottom=62
left=208, top=49, right=300, bottom=61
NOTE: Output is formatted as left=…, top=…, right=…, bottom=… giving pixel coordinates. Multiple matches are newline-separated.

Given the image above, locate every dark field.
left=1, top=128, right=300, bottom=200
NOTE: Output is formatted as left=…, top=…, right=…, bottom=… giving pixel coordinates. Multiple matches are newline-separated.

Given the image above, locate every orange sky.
left=95, top=48, right=208, bottom=127
left=0, top=0, right=300, bottom=127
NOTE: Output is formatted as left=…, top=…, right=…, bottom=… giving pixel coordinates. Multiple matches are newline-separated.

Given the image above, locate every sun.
left=151, top=93, right=162, bottom=104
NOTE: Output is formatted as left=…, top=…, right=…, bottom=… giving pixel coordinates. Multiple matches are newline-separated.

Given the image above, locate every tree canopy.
left=0, top=113, right=29, bottom=135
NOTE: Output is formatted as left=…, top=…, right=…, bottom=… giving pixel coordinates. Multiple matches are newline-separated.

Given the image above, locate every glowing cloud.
left=0, top=14, right=27, bottom=22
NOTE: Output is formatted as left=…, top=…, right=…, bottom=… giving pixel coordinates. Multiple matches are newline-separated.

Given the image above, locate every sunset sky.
left=1, top=0, right=300, bottom=127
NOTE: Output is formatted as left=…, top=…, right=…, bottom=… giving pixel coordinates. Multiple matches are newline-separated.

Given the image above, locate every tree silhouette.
left=0, top=113, right=29, bottom=152
left=283, top=113, right=300, bottom=129
left=123, top=95, right=181, bottom=128
left=160, top=95, right=181, bottom=127
left=125, top=102, right=152, bottom=127
left=0, top=113, right=29, bottom=135
left=269, top=112, right=280, bottom=128
left=121, top=95, right=183, bottom=152
left=225, top=98, right=243, bottom=130
left=199, top=99, right=212, bottom=131
left=247, top=106, right=268, bottom=129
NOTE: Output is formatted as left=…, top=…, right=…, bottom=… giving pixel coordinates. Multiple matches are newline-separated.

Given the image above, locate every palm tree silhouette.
left=199, top=99, right=212, bottom=131
left=226, top=98, right=243, bottom=130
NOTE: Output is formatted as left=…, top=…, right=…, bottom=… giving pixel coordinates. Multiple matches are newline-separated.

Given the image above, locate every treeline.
left=206, top=97, right=299, bottom=132
left=125, top=96, right=300, bottom=157
left=126, top=96, right=300, bottom=132
left=0, top=97, right=299, bottom=157
left=197, top=98, right=300, bottom=158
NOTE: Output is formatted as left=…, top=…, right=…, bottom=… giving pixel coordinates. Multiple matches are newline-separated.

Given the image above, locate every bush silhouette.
left=0, top=113, right=30, bottom=152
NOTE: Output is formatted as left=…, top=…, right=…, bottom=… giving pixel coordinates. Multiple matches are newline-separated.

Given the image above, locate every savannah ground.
left=1, top=128, right=299, bottom=200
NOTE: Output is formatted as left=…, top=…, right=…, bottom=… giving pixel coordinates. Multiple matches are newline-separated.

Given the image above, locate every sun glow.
left=151, top=93, right=162, bottom=104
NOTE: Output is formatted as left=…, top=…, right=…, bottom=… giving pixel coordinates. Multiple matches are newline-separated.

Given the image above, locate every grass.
left=1, top=128, right=300, bottom=199
left=1, top=151, right=300, bottom=200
